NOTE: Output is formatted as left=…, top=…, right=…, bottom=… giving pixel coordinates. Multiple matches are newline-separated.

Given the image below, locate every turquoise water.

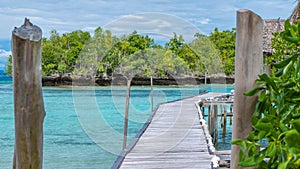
left=0, top=72, right=233, bottom=168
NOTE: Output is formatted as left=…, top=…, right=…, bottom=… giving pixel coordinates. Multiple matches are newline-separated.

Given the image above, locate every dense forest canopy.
left=4, top=27, right=236, bottom=77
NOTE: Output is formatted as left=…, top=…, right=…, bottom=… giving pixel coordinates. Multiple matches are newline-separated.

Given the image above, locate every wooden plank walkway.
left=115, top=93, right=225, bottom=169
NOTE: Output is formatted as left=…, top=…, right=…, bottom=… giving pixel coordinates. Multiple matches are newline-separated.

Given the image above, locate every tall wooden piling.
left=123, top=79, right=131, bottom=150
left=12, top=18, right=46, bottom=169
left=231, top=10, right=263, bottom=169
left=150, top=76, right=154, bottom=112
left=222, top=104, right=227, bottom=139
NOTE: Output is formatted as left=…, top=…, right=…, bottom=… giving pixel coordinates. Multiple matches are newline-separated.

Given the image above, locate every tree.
left=165, top=33, right=184, bottom=55
left=76, top=27, right=116, bottom=76
left=189, top=33, right=223, bottom=75
left=208, top=28, right=236, bottom=75
left=41, top=29, right=90, bottom=76
left=177, top=44, right=198, bottom=73
left=4, top=55, right=12, bottom=75
left=104, top=31, right=155, bottom=75
left=120, top=48, right=188, bottom=78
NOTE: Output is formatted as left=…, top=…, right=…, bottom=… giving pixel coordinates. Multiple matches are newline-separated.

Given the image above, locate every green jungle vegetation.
left=4, top=27, right=236, bottom=77
left=232, top=20, right=300, bottom=169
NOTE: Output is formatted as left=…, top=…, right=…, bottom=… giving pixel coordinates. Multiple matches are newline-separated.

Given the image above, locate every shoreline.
left=42, top=76, right=234, bottom=86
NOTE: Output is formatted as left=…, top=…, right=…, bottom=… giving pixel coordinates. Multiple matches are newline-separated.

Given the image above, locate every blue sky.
left=0, top=0, right=297, bottom=69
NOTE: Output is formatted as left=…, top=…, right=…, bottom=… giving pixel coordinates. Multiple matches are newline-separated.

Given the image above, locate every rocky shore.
left=42, top=75, right=234, bottom=86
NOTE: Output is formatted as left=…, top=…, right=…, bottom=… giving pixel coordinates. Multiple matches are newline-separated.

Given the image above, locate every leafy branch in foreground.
left=232, top=20, right=300, bottom=169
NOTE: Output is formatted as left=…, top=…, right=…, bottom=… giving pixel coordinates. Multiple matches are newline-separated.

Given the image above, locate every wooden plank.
left=115, top=93, right=228, bottom=169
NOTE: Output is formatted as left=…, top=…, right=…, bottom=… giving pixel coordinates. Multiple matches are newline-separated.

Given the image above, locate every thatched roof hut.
left=289, top=0, right=300, bottom=24
left=263, top=19, right=285, bottom=55
left=262, top=1, right=300, bottom=55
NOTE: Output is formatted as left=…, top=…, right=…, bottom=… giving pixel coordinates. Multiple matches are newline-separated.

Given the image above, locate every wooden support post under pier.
left=222, top=104, right=227, bottom=139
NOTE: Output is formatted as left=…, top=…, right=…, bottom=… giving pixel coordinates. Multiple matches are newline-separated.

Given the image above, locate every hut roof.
left=289, top=0, right=300, bottom=24
left=263, top=19, right=285, bottom=54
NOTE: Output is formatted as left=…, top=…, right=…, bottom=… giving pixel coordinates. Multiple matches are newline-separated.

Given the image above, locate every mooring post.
left=150, top=76, right=154, bottom=112
left=231, top=9, right=263, bottom=169
left=212, top=105, right=218, bottom=144
left=207, top=105, right=211, bottom=134
left=204, top=72, right=207, bottom=92
left=12, top=18, right=46, bottom=169
left=123, top=79, right=132, bottom=150
left=222, top=104, right=227, bottom=139
left=220, top=104, right=223, bottom=127
left=230, top=104, right=233, bottom=125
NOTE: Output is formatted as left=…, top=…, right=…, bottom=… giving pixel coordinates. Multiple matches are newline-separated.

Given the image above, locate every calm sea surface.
left=0, top=72, right=233, bottom=169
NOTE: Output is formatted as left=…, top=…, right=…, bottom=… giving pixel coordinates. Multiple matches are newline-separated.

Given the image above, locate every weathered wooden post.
left=220, top=104, right=223, bottom=127
left=122, top=79, right=131, bottom=150
left=12, top=18, right=46, bottom=169
left=222, top=104, right=227, bottom=139
left=230, top=104, right=233, bottom=125
left=231, top=9, right=263, bottom=169
left=204, top=71, right=207, bottom=92
left=150, top=76, right=154, bottom=112
left=207, top=105, right=211, bottom=134
left=212, top=105, right=218, bottom=144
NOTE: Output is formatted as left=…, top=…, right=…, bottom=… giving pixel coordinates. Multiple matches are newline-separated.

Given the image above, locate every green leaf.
left=244, top=87, right=264, bottom=96
left=266, top=142, right=276, bottom=157
left=298, top=20, right=300, bottom=37
left=292, top=97, right=300, bottom=102
left=292, top=119, right=300, bottom=133
left=278, top=160, right=290, bottom=169
left=275, top=68, right=284, bottom=77
left=284, top=20, right=291, bottom=30
left=285, top=36, right=300, bottom=44
left=282, top=81, right=296, bottom=88
left=279, top=122, right=288, bottom=132
left=273, top=53, right=297, bottom=68
left=258, top=130, right=267, bottom=140
left=238, top=156, right=257, bottom=167
left=285, top=129, right=300, bottom=148
left=247, top=132, right=255, bottom=141
left=254, top=121, right=272, bottom=132
left=258, top=74, right=278, bottom=92
left=283, top=60, right=294, bottom=75
left=231, top=139, right=244, bottom=145
left=289, top=147, right=300, bottom=154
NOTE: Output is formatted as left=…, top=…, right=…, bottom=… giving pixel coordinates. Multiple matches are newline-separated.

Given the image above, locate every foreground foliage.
left=232, top=20, right=300, bottom=169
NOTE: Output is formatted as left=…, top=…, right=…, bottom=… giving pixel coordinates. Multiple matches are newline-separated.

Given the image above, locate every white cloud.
left=82, top=26, right=98, bottom=32
left=0, top=49, right=11, bottom=58
left=199, top=18, right=211, bottom=25
left=0, top=0, right=296, bottom=40
left=105, top=13, right=202, bottom=42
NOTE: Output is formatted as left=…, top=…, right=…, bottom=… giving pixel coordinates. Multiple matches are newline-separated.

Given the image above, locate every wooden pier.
left=114, top=93, right=228, bottom=169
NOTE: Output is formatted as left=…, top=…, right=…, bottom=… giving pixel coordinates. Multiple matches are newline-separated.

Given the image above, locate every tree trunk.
left=12, top=18, right=46, bottom=169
